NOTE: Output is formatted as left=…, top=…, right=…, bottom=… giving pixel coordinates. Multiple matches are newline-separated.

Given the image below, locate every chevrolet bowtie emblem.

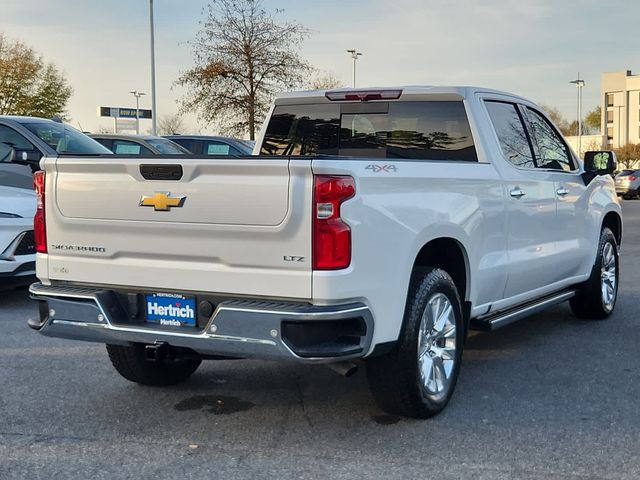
left=139, top=192, right=186, bottom=211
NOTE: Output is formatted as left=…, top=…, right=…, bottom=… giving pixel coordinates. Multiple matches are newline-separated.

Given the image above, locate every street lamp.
left=346, top=49, right=362, bottom=88
left=149, top=0, right=157, bottom=135
left=569, top=73, right=585, bottom=156
left=130, top=91, right=146, bottom=134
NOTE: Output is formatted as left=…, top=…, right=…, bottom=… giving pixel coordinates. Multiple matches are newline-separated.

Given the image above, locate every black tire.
left=366, top=268, right=464, bottom=418
left=569, top=227, right=619, bottom=320
left=106, top=343, right=201, bottom=386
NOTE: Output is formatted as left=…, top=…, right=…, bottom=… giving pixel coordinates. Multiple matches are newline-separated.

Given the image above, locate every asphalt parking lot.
left=1, top=202, right=639, bottom=480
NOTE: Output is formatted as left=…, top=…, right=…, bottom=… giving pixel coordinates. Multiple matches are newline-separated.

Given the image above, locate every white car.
left=0, top=185, right=36, bottom=288
left=28, top=86, right=622, bottom=418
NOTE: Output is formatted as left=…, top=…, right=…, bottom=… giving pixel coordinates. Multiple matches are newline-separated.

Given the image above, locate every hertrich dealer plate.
left=145, top=293, right=196, bottom=327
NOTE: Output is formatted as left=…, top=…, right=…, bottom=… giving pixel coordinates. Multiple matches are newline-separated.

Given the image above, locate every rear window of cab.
left=260, top=101, right=477, bottom=161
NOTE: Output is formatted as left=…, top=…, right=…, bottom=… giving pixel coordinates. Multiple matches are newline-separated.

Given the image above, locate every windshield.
left=22, top=122, right=112, bottom=155
left=146, top=138, right=189, bottom=154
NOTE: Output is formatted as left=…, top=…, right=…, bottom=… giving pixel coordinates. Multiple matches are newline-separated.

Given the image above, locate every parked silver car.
left=615, top=169, right=640, bottom=199
left=0, top=185, right=36, bottom=289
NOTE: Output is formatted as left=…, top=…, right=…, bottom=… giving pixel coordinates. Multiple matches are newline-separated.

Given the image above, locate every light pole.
left=130, top=91, right=146, bottom=134
left=346, top=49, right=362, bottom=88
left=569, top=73, right=585, bottom=156
left=149, top=0, right=157, bottom=135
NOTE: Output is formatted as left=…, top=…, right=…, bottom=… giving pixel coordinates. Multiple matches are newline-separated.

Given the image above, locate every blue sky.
left=2, top=0, right=637, bottom=135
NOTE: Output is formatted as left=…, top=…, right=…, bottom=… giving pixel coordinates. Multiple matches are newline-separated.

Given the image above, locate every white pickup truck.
left=29, top=87, right=622, bottom=418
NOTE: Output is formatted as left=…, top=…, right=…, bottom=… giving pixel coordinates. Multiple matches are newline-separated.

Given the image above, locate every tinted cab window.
left=260, top=101, right=477, bottom=161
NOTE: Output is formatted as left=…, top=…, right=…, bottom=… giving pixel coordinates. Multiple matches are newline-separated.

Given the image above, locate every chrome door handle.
left=556, top=187, right=569, bottom=196
left=509, top=188, right=526, bottom=198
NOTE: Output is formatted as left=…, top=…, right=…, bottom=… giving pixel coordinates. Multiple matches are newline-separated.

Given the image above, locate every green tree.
left=0, top=34, right=72, bottom=118
left=176, top=0, right=311, bottom=140
left=584, top=106, right=601, bottom=134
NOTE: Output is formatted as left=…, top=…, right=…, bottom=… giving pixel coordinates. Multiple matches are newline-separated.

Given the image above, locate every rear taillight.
left=33, top=170, right=47, bottom=253
left=628, top=175, right=638, bottom=181
left=313, top=175, right=355, bottom=270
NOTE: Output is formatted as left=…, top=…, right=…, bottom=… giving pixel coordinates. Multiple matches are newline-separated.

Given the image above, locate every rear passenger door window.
left=485, top=101, right=535, bottom=169
left=524, top=108, right=575, bottom=172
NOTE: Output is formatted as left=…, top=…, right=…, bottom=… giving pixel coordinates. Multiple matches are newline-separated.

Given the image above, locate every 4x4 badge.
left=139, top=192, right=186, bottom=211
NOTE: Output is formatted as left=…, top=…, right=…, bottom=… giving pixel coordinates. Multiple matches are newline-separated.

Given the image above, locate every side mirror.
left=582, top=151, right=616, bottom=184
left=11, top=149, right=42, bottom=173
left=584, top=151, right=616, bottom=174
left=14, top=149, right=42, bottom=163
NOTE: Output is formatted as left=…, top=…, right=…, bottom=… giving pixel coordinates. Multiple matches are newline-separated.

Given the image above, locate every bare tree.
left=176, top=0, right=311, bottom=140
left=309, top=71, right=344, bottom=90
left=0, top=33, right=72, bottom=118
left=614, top=143, right=640, bottom=170
left=538, top=104, right=571, bottom=135
left=157, top=113, right=185, bottom=135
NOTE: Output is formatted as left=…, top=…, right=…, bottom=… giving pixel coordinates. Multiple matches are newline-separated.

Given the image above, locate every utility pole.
left=569, top=73, right=585, bottom=156
left=130, top=91, right=146, bottom=135
left=346, top=49, right=362, bottom=88
left=149, top=0, right=157, bottom=135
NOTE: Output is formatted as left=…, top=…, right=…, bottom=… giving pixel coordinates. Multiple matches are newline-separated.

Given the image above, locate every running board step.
left=469, top=290, right=576, bottom=332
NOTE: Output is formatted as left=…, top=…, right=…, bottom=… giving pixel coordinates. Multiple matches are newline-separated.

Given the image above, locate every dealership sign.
left=98, top=106, right=153, bottom=119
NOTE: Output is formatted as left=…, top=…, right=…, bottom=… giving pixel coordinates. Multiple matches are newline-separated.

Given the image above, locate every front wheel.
left=569, top=227, right=619, bottom=320
left=366, top=268, right=464, bottom=418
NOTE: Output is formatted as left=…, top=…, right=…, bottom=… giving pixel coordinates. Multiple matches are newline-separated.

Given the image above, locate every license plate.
left=145, top=293, right=196, bottom=327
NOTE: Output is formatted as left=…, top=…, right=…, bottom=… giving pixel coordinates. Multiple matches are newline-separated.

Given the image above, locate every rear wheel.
left=366, top=268, right=464, bottom=418
left=106, top=343, right=201, bottom=386
left=569, top=227, right=618, bottom=320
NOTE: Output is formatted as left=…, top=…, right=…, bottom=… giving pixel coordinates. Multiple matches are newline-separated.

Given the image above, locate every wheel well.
left=603, top=212, right=622, bottom=246
left=413, top=238, right=468, bottom=301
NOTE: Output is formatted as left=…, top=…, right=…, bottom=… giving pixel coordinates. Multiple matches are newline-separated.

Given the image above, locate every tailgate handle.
left=140, top=164, right=183, bottom=181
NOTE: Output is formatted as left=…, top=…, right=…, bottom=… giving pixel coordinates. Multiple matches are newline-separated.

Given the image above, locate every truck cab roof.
left=274, top=86, right=531, bottom=105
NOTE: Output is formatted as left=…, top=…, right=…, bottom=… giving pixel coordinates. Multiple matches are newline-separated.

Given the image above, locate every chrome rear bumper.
left=28, top=283, right=373, bottom=363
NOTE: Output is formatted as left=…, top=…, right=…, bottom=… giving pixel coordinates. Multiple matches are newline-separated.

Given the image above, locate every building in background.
left=601, top=70, right=640, bottom=148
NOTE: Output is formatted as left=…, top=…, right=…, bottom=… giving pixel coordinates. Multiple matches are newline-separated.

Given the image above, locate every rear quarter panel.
left=311, top=158, right=506, bottom=350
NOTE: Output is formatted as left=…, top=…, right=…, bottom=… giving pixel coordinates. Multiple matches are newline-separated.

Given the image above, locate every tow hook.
left=145, top=341, right=169, bottom=362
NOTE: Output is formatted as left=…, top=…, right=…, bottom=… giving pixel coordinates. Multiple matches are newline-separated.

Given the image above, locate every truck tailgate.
left=41, top=156, right=313, bottom=299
